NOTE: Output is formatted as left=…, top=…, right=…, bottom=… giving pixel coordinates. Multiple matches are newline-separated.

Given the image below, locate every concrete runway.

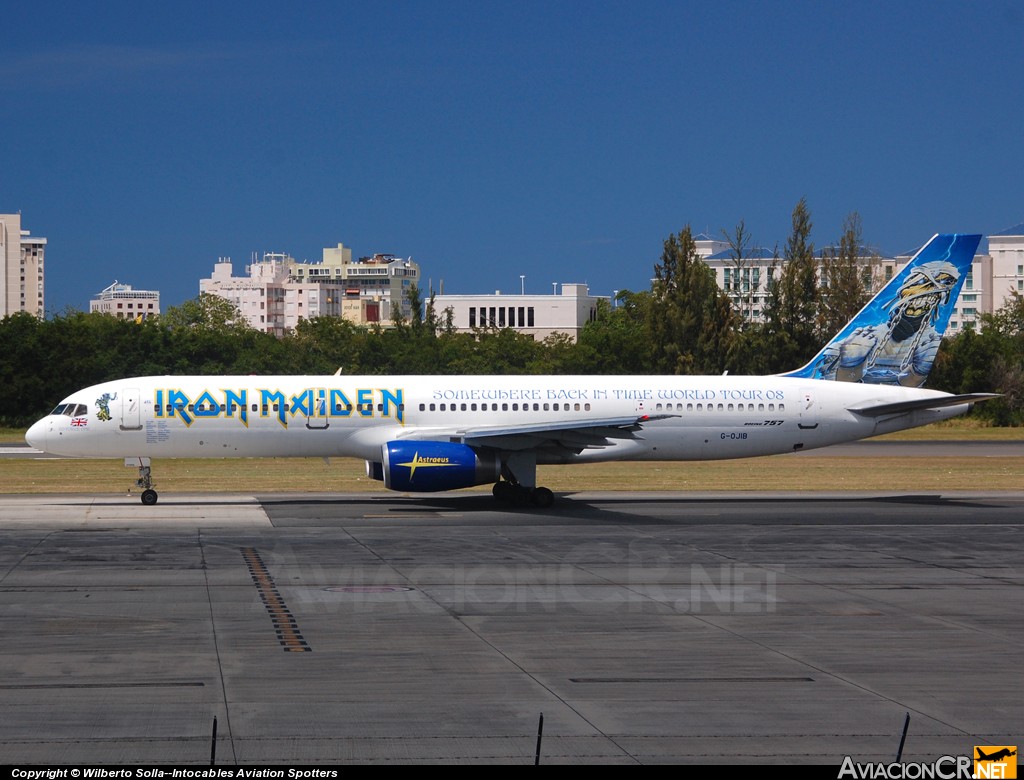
left=0, top=490, right=1021, bottom=765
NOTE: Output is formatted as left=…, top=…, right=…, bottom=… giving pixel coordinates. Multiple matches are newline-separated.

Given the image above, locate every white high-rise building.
left=1, top=213, right=46, bottom=318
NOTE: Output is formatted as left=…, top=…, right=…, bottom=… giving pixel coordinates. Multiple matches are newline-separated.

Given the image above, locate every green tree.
left=818, top=212, right=874, bottom=339
left=761, top=198, right=818, bottom=371
left=647, top=226, right=738, bottom=375
left=288, top=316, right=366, bottom=374
left=161, top=293, right=251, bottom=333
left=933, top=291, right=1024, bottom=425
left=721, top=219, right=759, bottom=326
left=577, top=291, right=653, bottom=374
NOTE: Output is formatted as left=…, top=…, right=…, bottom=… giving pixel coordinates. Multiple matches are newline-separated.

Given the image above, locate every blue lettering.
left=330, top=389, right=351, bottom=416
left=380, top=388, right=404, bottom=424
left=193, top=390, right=221, bottom=418
left=261, top=389, right=287, bottom=427
left=357, top=388, right=374, bottom=416
left=168, top=389, right=193, bottom=426
left=225, top=388, right=247, bottom=426
left=290, top=388, right=313, bottom=418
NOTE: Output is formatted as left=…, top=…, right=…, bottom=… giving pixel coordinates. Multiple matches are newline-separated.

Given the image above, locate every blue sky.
left=4, top=1, right=1023, bottom=313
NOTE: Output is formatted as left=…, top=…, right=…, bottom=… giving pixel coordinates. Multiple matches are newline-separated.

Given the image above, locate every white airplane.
left=26, top=233, right=996, bottom=507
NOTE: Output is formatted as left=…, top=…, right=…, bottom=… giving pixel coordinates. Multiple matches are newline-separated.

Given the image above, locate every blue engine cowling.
left=371, top=441, right=501, bottom=492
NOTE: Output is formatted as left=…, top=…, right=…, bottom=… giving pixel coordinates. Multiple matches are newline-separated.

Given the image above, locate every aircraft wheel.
left=531, top=487, right=554, bottom=508
left=492, top=481, right=515, bottom=501
left=141, top=489, right=159, bottom=506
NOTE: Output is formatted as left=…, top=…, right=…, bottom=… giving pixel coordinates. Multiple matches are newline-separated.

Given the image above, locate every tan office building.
left=1, top=213, right=46, bottom=318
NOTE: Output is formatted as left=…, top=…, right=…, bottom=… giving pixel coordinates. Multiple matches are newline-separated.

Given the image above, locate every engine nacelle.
left=373, top=441, right=500, bottom=492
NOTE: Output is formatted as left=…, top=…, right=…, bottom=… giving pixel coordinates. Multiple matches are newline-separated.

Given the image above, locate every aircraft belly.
left=59, top=419, right=374, bottom=459
left=538, top=420, right=859, bottom=464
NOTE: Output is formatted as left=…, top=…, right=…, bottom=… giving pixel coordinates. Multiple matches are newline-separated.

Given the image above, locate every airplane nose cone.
left=25, top=419, right=47, bottom=451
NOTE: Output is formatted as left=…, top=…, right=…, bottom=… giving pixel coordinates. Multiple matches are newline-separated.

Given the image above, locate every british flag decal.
left=71, top=417, right=88, bottom=427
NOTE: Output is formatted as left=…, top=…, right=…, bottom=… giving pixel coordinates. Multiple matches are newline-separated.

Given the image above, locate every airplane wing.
left=849, top=393, right=1000, bottom=417
left=393, top=414, right=676, bottom=454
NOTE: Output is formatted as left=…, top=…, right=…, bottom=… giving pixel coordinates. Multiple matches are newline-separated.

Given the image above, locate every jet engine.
left=366, top=441, right=500, bottom=492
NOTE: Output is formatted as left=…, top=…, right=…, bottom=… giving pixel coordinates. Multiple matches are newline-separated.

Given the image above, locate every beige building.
left=894, top=225, right=1024, bottom=332
left=292, top=244, right=421, bottom=324
left=697, top=233, right=896, bottom=326
left=434, top=283, right=607, bottom=341
left=698, top=227, right=1024, bottom=331
left=90, top=281, right=160, bottom=319
left=200, top=244, right=421, bottom=336
left=983, top=222, right=1024, bottom=314
left=1, top=213, right=46, bottom=318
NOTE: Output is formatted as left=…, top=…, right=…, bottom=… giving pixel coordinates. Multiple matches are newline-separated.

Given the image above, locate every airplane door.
left=120, top=388, right=142, bottom=431
left=304, top=390, right=330, bottom=430
left=798, top=387, right=819, bottom=430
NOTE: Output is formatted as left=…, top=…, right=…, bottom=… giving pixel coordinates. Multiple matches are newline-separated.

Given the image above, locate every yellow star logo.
left=397, top=452, right=457, bottom=481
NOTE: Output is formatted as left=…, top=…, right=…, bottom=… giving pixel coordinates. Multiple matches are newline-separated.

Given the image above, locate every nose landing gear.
left=127, top=457, right=158, bottom=505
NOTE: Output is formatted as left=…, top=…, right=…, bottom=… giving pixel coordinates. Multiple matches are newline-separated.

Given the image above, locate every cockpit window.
left=52, top=403, right=87, bottom=416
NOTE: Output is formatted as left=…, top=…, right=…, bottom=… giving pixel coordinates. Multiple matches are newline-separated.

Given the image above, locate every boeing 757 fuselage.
left=26, top=234, right=995, bottom=506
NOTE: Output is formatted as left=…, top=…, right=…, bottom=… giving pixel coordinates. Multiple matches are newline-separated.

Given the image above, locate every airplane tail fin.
left=783, top=233, right=982, bottom=387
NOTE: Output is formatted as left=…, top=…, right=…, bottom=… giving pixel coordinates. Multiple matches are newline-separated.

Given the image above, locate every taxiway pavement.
left=0, top=490, right=1020, bottom=765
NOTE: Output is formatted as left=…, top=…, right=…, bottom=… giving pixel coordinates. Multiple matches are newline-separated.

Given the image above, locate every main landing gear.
left=128, top=457, right=158, bottom=505
left=492, top=481, right=555, bottom=508
left=492, top=451, right=555, bottom=508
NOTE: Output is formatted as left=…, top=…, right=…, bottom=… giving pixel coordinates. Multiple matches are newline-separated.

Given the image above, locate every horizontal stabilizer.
left=849, top=393, right=1000, bottom=417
